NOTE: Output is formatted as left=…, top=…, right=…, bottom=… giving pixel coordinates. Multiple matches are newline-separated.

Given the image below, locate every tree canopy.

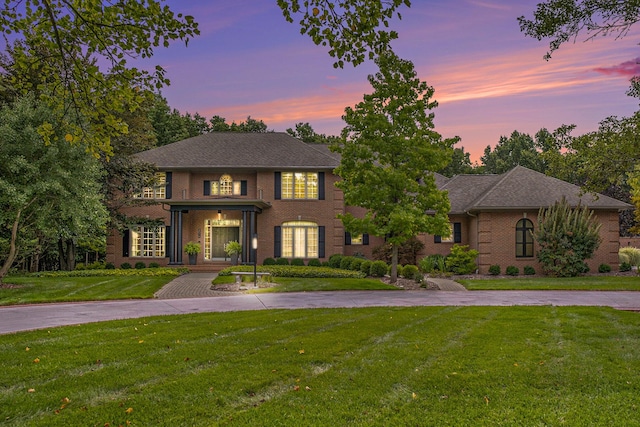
left=332, top=52, right=456, bottom=282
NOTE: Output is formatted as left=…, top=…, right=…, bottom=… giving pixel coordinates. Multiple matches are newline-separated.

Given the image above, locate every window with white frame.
left=130, top=226, right=166, bottom=257
left=282, top=172, right=318, bottom=199
left=282, top=221, right=318, bottom=258
left=138, top=173, right=166, bottom=199
left=209, top=174, right=242, bottom=196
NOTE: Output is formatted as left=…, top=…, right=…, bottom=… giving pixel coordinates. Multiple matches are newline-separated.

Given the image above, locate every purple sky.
left=147, top=0, right=640, bottom=162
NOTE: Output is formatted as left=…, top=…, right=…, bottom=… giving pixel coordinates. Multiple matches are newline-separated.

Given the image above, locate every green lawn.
left=458, top=275, right=640, bottom=290
left=1, top=306, right=639, bottom=426
left=250, top=277, right=399, bottom=292
left=0, top=275, right=175, bottom=306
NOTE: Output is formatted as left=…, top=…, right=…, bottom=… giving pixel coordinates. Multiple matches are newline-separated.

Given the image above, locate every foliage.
left=524, top=265, right=536, bottom=276
left=506, top=266, right=520, bottom=276
left=290, top=258, right=305, bottom=266
left=488, top=265, right=501, bottom=276
left=533, top=197, right=602, bottom=277
left=620, top=262, right=632, bottom=272
left=120, top=263, right=132, bottom=270
left=372, top=237, right=425, bottom=266
left=437, top=146, right=477, bottom=177
left=598, top=264, right=612, bottom=273
left=369, top=260, right=389, bottom=277
left=419, top=254, right=447, bottom=274
left=263, top=257, right=276, bottom=266
left=518, top=1, right=640, bottom=61
left=277, top=0, right=410, bottom=68
left=134, top=262, right=146, bottom=270
left=31, top=267, right=187, bottom=278
left=275, top=258, right=290, bottom=265
left=481, top=130, right=545, bottom=174
left=307, top=258, right=322, bottom=267
left=349, top=257, right=364, bottom=271
left=217, top=265, right=364, bottom=279
left=0, top=0, right=199, bottom=156
left=285, top=122, right=340, bottom=144
left=224, top=241, right=242, bottom=256
left=333, top=52, right=456, bottom=282
left=400, top=264, right=420, bottom=280
left=360, top=260, right=372, bottom=275
left=340, top=256, right=355, bottom=270
left=445, top=244, right=479, bottom=275
left=148, top=262, right=160, bottom=269
left=105, top=263, right=115, bottom=270
left=619, top=246, right=640, bottom=266
left=328, top=254, right=343, bottom=268
left=184, top=242, right=201, bottom=255
left=0, top=97, right=107, bottom=280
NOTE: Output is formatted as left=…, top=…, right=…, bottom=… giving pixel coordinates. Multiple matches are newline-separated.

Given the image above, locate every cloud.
left=593, top=58, right=640, bottom=77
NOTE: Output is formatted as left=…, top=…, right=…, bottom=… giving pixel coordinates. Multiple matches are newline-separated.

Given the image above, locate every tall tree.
left=277, top=0, right=411, bottom=68
left=437, top=146, right=476, bottom=177
left=0, top=97, right=107, bottom=280
left=481, top=130, right=545, bottom=174
left=332, top=52, right=456, bottom=282
left=0, top=1, right=199, bottom=156
left=286, top=122, right=340, bottom=143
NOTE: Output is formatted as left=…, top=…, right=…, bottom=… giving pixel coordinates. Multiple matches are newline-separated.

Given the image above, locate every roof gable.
left=135, top=132, right=340, bottom=170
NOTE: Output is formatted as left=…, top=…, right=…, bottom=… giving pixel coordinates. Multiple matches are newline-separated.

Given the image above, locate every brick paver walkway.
left=154, top=273, right=228, bottom=299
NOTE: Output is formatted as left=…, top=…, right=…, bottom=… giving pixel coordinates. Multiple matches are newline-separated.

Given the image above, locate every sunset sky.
left=149, top=0, right=640, bottom=162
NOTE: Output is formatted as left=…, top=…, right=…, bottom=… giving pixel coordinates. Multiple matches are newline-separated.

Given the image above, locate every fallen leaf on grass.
left=28, top=388, right=35, bottom=393
left=33, top=358, right=40, bottom=363
left=125, top=407, right=134, bottom=414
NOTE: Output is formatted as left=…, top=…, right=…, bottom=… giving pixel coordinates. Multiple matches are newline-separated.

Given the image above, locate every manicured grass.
left=0, top=275, right=175, bottom=306
left=251, top=277, right=399, bottom=292
left=458, top=275, right=640, bottom=291
left=1, top=306, right=639, bottom=426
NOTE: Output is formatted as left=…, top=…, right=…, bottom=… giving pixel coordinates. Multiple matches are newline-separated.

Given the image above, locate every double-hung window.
left=275, top=172, right=324, bottom=200
left=138, top=173, right=167, bottom=199
left=205, top=174, right=247, bottom=196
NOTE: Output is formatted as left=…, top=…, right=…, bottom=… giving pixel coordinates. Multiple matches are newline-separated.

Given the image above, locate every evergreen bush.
left=598, top=263, right=611, bottom=273
left=360, top=260, right=372, bottom=275
left=307, top=259, right=322, bottom=267
left=263, top=257, right=276, bottom=265
left=134, top=262, right=146, bottom=269
left=523, top=265, right=536, bottom=275
left=340, top=256, right=355, bottom=270
left=369, top=260, right=388, bottom=277
left=275, top=258, right=290, bottom=265
left=445, top=244, right=479, bottom=274
left=401, top=264, right=420, bottom=280
left=120, top=262, right=132, bottom=269
left=148, top=262, right=160, bottom=269
left=505, top=265, right=519, bottom=276
left=349, top=257, right=364, bottom=271
left=290, top=258, right=305, bottom=266
left=620, top=262, right=632, bottom=272
left=328, top=254, right=343, bottom=268
left=488, top=265, right=501, bottom=275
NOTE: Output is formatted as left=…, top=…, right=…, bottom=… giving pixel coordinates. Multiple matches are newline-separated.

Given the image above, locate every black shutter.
left=454, top=222, right=462, bottom=243
left=122, top=230, right=130, bottom=257
left=434, top=235, right=442, bottom=243
left=319, top=226, right=325, bottom=258
left=241, top=180, right=247, bottom=196
left=274, top=226, right=282, bottom=258
left=363, top=233, right=369, bottom=245
left=165, top=225, right=171, bottom=257
left=203, top=180, right=210, bottom=196
left=345, top=232, right=351, bottom=245
left=274, top=172, right=281, bottom=200
left=165, top=172, right=172, bottom=199
left=318, top=172, right=325, bottom=200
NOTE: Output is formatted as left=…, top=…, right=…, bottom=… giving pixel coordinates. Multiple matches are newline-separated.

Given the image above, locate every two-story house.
left=106, top=132, right=631, bottom=273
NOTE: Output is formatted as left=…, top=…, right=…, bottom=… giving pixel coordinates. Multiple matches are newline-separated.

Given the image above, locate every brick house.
left=106, top=133, right=631, bottom=273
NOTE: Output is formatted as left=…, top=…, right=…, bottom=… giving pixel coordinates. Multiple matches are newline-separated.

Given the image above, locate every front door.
left=210, top=227, right=240, bottom=258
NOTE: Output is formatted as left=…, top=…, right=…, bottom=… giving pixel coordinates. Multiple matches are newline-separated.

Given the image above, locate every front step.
left=180, top=262, right=231, bottom=273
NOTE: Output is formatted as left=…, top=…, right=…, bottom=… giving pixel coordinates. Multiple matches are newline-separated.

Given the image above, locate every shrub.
left=523, top=265, right=536, bottom=275
left=275, top=258, right=289, bottom=265
left=105, top=262, right=115, bottom=270
left=134, top=261, right=146, bottom=269
left=598, top=263, right=611, bottom=273
left=620, top=262, right=632, bottom=272
left=369, top=260, right=388, bottom=277
left=619, top=247, right=640, bottom=266
left=372, top=237, right=425, bottom=266
left=87, top=261, right=105, bottom=270
left=488, top=265, right=501, bottom=275
left=290, top=258, right=305, bottom=266
left=534, top=197, right=602, bottom=277
left=307, top=259, right=322, bottom=267
left=327, top=254, right=343, bottom=268
left=419, top=254, right=447, bottom=273
left=75, top=263, right=86, bottom=270
left=349, top=257, right=364, bottom=271
left=120, top=262, right=132, bottom=270
left=505, top=266, right=519, bottom=276
left=217, top=265, right=365, bottom=279
left=263, top=257, right=276, bottom=265
left=339, top=256, right=354, bottom=270
left=360, top=260, right=372, bottom=275
left=148, top=262, right=160, bottom=269
left=445, top=244, right=479, bottom=275
left=401, top=264, right=420, bottom=280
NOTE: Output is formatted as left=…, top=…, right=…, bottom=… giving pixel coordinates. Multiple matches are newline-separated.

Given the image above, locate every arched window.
left=219, top=174, right=233, bottom=195
left=516, top=219, right=534, bottom=257
left=282, top=221, right=318, bottom=258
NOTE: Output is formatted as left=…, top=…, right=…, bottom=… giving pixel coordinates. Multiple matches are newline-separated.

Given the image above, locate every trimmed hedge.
left=217, top=265, right=365, bottom=279
left=31, top=267, right=189, bottom=278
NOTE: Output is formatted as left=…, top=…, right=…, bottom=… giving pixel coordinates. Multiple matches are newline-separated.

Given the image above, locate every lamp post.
left=252, top=235, right=258, bottom=287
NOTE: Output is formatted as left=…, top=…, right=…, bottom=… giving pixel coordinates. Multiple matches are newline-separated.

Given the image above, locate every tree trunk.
left=0, top=209, right=22, bottom=282
left=390, top=244, right=398, bottom=283
left=58, top=238, right=77, bottom=271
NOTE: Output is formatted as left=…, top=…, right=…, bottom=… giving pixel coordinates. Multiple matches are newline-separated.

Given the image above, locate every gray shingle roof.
left=135, top=132, right=340, bottom=170
left=441, top=165, right=631, bottom=213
